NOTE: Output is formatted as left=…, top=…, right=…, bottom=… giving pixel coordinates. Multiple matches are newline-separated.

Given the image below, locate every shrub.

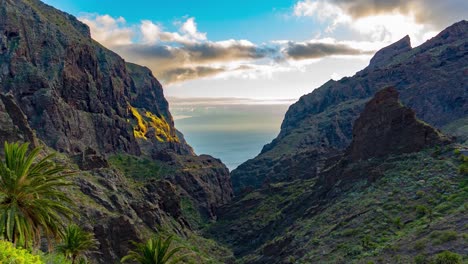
left=414, top=254, right=428, bottom=264
left=430, top=230, right=458, bottom=245
left=416, top=190, right=425, bottom=198
left=415, top=205, right=429, bottom=217
left=433, top=251, right=462, bottom=264
left=414, top=239, right=426, bottom=251
left=459, top=163, right=468, bottom=175
left=393, top=217, right=403, bottom=229
left=0, top=240, right=43, bottom=263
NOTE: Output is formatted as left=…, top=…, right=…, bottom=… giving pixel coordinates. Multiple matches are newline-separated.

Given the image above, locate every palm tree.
left=121, top=235, right=188, bottom=264
left=57, top=224, right=98, bottom=264
left=0, top=141, right=75, bottom=248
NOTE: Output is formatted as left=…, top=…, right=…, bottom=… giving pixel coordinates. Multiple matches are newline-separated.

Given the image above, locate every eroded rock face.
left=320, top=87, right=451, bottom=189
left=347, top=87, right=450, bottom=161
left=0, top=0, right=190, bottom=157
left=367, top=35, right=411, bottom=70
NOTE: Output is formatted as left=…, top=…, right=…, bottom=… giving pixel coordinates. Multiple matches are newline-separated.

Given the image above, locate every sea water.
left=170, top=100, right=291, bottom=171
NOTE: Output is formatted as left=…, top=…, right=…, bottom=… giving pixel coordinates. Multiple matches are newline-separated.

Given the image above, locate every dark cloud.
left=114, top=38, right=372, bottom=83
left=183, top=42, right=273, bottom=62
left=326, top=0, right=467, bottom=28
left=285, top=42, right=371, bottom=60
left=113, top=41, right=279, bottom=83
left=161, top=66, right=226, bottom=83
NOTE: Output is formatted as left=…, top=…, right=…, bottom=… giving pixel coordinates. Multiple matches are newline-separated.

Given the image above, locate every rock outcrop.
left=320, top=87, right=451, bottom=189
left=367, top=35, right=412, bottom=70
left=232, top=20, right=468, bottom=193
left=347, top=87, right=450, bottom=161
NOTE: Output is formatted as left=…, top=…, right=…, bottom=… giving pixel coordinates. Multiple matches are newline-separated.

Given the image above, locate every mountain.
left=0, top=0, right=233, bottom=262
left=231, top=20, right=468, bottom=193
left=207, top=87, right=467, bottom=263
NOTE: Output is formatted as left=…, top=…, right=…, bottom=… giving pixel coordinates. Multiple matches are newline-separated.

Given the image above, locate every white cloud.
left=293, top=0, right=465, bottom=45
left=140, top=20, right=161, bottom=44
left=79, top=14, right=133, bottom=46
left=180, top=18, right=207, bottom=41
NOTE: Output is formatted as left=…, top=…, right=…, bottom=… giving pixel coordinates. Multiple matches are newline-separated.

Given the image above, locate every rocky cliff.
left=231, top=20, right=468, bottom=193
left=346, top=87, right=450, bottom=161
left=0, top=0, right=233, bottom=262
left=320, top=87, right=451, bottom=188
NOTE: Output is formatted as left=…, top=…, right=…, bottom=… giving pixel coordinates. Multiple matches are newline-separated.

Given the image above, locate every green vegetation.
left=108, top=154, right=172, bottom=180
left=57, top=224, right=98, bottom=264
left=0, top=142, right=74, bottom=248
left=458, top=155, right=468, bottom=175
left=180, top=197, right=205, bottom=229
left=434, top=251, right=462, bottom=264
left=209, top=148, right=468, bottom=263
left=122, top=235, right=188, bottom=264
left=0, top=240, right=43, bottom=263
left=430, top=230, right=458, bottom=245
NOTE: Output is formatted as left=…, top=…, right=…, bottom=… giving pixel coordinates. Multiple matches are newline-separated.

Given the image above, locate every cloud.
left=180, top=18, right=207, bottom=41
left=79, top=14, right=133, bottom=46
left=294, top=0, right=467, bottom=27
left=293, top=0, right=466, bottom=43
left=80, top=14, right=375, bottom=84
left=285, top=41, right=372, bottom=60
left=161, top=66, right=225, bottom=83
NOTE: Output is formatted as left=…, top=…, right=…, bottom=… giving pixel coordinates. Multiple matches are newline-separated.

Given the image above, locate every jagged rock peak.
left=419, top=20, right=468, bottom=50
left=346, top=87, right=450, bottom=161
left=368, top=35, right=411, bottom=69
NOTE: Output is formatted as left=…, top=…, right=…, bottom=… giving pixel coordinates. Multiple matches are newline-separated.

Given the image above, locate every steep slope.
left=207, top=88, right=467, bottom=263
left=231, top=20, right=468, bottom=193
left=0, top=0, right=233, bottom=262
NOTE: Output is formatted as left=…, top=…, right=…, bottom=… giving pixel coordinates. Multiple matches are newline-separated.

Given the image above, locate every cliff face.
left=232, top=20, right=468, bottom=193
left=346, top=87, right=450, bottom=161
left=0, top=0, right=189, bottom=156
left=320, top=87, right=451, bottom=189
left=0, top=0, right=233, bottom=261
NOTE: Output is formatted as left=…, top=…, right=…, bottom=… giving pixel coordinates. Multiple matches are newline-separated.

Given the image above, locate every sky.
left=43, top=0, right=467, bottom=100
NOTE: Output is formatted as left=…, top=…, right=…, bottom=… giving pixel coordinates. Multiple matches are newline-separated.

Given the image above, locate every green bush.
left=415, top=205, right=429, bottom=217
left=433, top=251, right=462, bottom=264
left=414, top=254, right=428, bottom=264
left=413, top=239, right=426, bottom=251
left=0, top=240, right=43, bottom=264
left=459, top=163, right=468, bottom=175
left=430, top=230, right=458, bottom=245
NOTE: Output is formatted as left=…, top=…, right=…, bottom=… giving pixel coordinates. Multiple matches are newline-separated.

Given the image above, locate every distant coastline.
left=170, top=98, right=292, bottom=170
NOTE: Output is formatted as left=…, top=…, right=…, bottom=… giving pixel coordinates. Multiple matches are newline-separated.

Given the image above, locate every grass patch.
left=108, top=154, right=172, bottom=180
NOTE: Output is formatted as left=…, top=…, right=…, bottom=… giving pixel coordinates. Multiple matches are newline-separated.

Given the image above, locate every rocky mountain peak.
left=418, top=20, right=468, bottom=51
left=367, top=35, right=411, bottom=69
left=346, top=87, right=450, bottom=161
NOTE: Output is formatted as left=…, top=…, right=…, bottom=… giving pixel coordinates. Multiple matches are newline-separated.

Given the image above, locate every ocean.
left=169, top=98, right=292, bottom=170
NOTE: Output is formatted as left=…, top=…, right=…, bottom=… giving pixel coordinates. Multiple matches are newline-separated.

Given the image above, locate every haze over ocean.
left=170, top=99, right=291, bottom=170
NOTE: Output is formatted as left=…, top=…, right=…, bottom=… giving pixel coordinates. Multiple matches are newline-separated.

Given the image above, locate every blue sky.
left=42, top=0, right=467, bottom=100
left=43, top=0, right=315, bottom=42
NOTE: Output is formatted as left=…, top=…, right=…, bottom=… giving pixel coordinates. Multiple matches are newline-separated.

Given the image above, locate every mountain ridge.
left=232, top=20, right=468, bottom=193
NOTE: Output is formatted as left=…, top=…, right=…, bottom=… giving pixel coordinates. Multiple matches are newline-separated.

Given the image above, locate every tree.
left=121, top=235, right=188, bottom=264
left=0, top=142, right=75, bottom=248
left=57, top=224, right=98, bottom=264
